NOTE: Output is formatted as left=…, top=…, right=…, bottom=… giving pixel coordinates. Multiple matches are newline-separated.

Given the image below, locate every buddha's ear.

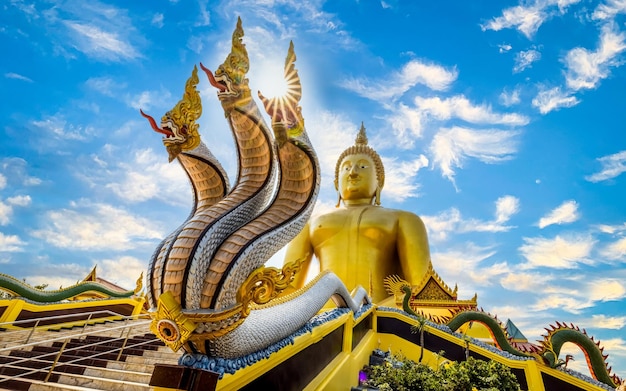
left=374, top=186, right=381, bottom=206
left=334, top=178, right=339, bottom=191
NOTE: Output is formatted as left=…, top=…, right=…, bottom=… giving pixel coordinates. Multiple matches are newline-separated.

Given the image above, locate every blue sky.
left=2, top=0, right=626, bottom=377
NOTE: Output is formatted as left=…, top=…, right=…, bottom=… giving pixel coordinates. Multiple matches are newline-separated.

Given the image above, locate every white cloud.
left=519, top=235, right=595, bottom=269
left=586, top=314, right=626, bottom=329
left=529, top=276, right=625, bottom=314
left=96, top=256, right=146, bottom=291
left=1, top=158, right=42, bottom=187
left=537, top=200, right=580, bottom=228
left=415, top=95, right=529, bottom=126
left=595, top=222, right=626, bottom=235
left=431, top=243, right=500, bottom=296
left=381, top=155, right=429, bottom=202
left=531, top=86, right=579, bottom=114
left=195, top=0, right=210, bottom=27
left=151, top=13, right=164, bottom=28
left=339, top=59, right=458, bottom=102
left=0, top=202, right=11, bottom=226
left=430, top=126, right=520, bottom=183
left=513, top=48, right=541, bottom=73
left=457, top=195, right=520, bottom=233
left=587, top=279, right=626, bottom=302
left=21, top=262, right=91, bottom=290
left=64, top=21, right=139, bottom=61
left=85, top=76, right=125, bottom=97
left=422, top=196, right=519, bottom=241
left=592, top=0, right=626, bottom=20
left=500, top=271, right=552, bottom=292
left=399, top=60, right=458, bottom=91
left=0, top=232, right=25, bottom=252
left=0, top=196, right=30, bottom=226
left=481, top=4, right=548, bottom=39
left=601, top=237, right=626, bottom=261
left=385, top=103, right=425, bottom=147
left=585, top=150, right=626, bottom=182
left=302, top=110, right=360, bottom=192
left=125, top=89, right=173, bottom=111
left=481, top=0, right=581, bottom=39
left=421, top=208, right=462, bottom=242
left=469, top=261, right=510, bottom=286
left=495, top=195, right=520, bottom=224
left=590, top=338, right=626, bottom=374
left=498, top=43, right=512, bottom=53
left=31, top=115, right=92, bottom=141
left=564, top=24, right=626, bottom=91
left=80, top=147, right=191, bottom=206
left=499, top=88, right=521, bottom=106
left=6, top=195, right=31, bottom=207
left=531, top=294, right=590, bottom=314
left=30, top=201, right=163, bottom=251
left=4, top=72, right=33, bottom=82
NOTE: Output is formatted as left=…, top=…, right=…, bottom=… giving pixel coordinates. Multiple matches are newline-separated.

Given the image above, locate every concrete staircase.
left=0, top=319, right=179, bottom=390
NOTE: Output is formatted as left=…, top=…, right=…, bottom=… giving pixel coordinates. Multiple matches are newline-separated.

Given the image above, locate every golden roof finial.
left=355, top=122, right=368, bottom=146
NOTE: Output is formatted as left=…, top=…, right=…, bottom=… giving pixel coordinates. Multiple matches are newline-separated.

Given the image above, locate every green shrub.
left=364, top=355, right=521, bottom=391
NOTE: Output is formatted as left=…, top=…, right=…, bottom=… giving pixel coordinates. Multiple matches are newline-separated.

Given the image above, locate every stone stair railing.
left=0, top=315, right=179, bottom=390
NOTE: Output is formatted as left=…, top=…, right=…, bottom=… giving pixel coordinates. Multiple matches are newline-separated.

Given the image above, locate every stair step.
left=82, top=367, right=151, bottom=384
left=125, top=350, right=179, bottom=363
left=0, top=319, right=173, bottom=390
left=55, top=371, right=151, bottom=391
left=0, top=374, right=102, bottom=391
left=105, top=360, right=157, bottom=374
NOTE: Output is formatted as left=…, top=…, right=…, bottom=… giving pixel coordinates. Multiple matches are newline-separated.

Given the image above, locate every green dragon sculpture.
left=389, top=277, right=622, bottom=389
left=0, top=271, right=142, bottom=303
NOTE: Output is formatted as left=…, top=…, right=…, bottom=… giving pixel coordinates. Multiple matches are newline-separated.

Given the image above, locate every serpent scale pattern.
left=184, top=101, right=278, bottom=310
left=210, top=134, right=319, bottom=310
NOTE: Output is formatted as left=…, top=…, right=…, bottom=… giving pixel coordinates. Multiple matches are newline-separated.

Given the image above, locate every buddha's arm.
left=283, top=222, right=314, bottom=288
left=397, top=211, right=432, bottom=285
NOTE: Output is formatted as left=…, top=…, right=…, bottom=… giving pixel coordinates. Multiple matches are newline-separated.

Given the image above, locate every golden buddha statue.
left=284, top=123, right=433, bottom=303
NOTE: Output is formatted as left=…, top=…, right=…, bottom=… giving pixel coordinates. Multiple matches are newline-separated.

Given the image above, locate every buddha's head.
left=334, top=123, right=385, bottom=206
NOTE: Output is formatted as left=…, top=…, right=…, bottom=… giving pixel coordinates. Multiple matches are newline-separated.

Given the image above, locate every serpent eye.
left=156, top=319, right=180, bottom=343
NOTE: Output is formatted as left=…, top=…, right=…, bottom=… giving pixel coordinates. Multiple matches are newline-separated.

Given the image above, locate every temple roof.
left=505, top=319, right=528, bottom=341
left=81, top=266, right=130, bottom=293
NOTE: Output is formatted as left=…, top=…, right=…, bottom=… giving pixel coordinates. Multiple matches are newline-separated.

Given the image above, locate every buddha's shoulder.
left=309, top=209, right=343, bottom=224
left=372, top=207, right=426, bottom=225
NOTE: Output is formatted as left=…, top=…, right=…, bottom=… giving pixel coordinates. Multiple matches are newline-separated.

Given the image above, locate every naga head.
left=140, top=66, right=202, bottom=162
left=258, top=41, right=305, bottom=146
left=200, top=17, right=251, bottom=113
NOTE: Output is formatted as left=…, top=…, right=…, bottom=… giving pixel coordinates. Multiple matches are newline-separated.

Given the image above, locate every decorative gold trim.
left=162, top=66, right=202, bottom=155
left=412, top=263, right=458, bottom=300
left=82, top=266, right=97, bottom=282
left=238, top=257, right=303, bottom=315
left=133, top=272, right=143, bottom=295
left=150, top=291, right=196, bottom=352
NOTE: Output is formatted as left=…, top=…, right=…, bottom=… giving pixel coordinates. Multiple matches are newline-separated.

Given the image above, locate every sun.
left=256, top=64, right=290, bottom=98
left=256, top=42, right=302, bottom=108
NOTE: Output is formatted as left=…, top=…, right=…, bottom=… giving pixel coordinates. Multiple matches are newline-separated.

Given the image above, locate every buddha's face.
left=338, top=153, right=378, bottom=202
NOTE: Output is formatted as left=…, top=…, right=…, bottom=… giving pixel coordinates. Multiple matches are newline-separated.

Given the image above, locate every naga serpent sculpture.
left=142, top=18, right=369, bottom=359
left=0, top=272, right=142, bottom=303
left=385, top=276, right=622, bottom=388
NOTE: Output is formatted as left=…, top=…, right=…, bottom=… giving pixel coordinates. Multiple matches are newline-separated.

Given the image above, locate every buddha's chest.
left=309, top=208, right=397, bottom=249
